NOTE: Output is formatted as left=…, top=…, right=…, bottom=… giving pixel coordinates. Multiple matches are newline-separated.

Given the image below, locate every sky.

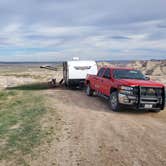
left=0, top=0, right=166, bottom=61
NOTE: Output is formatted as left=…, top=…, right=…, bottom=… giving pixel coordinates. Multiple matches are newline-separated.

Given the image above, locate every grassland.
left=0, top=88, right=48, bottom=165
left=0, top=64, right=63, bottom=165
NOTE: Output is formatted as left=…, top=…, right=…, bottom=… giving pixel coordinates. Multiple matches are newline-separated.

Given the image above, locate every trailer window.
left=97, top=68, right=105, bottom=77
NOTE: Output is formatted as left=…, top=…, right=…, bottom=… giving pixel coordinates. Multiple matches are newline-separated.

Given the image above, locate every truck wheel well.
left=110, top=88, right=117, bottom=94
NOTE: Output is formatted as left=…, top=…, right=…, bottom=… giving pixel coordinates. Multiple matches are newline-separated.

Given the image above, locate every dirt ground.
left=29, top=87, right=166, bottom=166
left=0, top=62, right=166, bottom=166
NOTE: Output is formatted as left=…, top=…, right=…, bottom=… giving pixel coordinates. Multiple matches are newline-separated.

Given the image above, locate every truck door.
left=94, top=68, right=105, bottom=92
left=100, top=68, right=111, bottom=96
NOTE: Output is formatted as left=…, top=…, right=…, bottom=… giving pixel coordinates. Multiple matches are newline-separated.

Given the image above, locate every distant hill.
left=126, top=60, right=166, bottom=76
left=97, top=60, right=166, bottom=76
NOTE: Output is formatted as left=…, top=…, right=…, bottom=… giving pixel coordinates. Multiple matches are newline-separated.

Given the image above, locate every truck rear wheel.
left=109, top=91, right=120, bottom=111
left=86, top=84, right=94, bottom=96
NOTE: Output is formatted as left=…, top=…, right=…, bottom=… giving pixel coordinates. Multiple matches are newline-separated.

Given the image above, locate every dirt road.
left=35, top=88, right=166, bottom=166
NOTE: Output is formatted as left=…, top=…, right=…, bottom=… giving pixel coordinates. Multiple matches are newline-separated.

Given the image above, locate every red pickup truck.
left=85, top=67, right=165, bottom=112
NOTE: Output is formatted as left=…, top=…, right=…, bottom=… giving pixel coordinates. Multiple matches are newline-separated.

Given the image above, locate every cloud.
left=0, top=0, right=166, bottom=61
left=110, top=36, right=131, bottom=40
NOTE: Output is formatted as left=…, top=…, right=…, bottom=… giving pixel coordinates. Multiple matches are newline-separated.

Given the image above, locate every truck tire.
left=109, top=91, right=120, bottom=111
left=86, top=84, right=94, bottom=96
left=150, top=109, right=161, bottom=113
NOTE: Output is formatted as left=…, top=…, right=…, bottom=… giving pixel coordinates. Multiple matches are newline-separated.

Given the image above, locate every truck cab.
left=86, top=67, right=165, bottom=112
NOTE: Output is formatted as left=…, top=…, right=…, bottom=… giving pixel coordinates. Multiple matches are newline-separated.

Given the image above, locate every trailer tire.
left=109, top=91, right=120, bottom=112
left=86, top=84, right=94, bottom=96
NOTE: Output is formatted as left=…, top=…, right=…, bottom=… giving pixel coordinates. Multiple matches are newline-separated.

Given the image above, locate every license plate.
left=144, top=104, right=153, bottom=108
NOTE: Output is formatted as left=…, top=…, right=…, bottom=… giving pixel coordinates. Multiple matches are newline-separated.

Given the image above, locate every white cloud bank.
left=0, top=0, right=166, bottom=61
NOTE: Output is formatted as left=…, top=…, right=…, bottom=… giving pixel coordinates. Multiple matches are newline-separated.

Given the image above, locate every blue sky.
left=0, top=0, right=166, bottom=61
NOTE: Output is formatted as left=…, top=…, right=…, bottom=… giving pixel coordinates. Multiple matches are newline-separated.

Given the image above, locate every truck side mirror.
left=107, top=75, right=112, bottom=79
left=145, top=76, right=150, bottom=80
left=103, top=75, right=111, bottom=79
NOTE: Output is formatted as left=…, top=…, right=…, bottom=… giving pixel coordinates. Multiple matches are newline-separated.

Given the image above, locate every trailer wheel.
left=109, top=91, right=120, bottom=111
left=86, top=84, right=94, bottom=96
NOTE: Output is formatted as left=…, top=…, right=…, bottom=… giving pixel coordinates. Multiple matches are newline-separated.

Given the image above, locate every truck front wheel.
left=150, top=109, right=161, bottom=113
left=86, top=84, right=94, bottom=96
left=109, top=91, right=120, bottom=111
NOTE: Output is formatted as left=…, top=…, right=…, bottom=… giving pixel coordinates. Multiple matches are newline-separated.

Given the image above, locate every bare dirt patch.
left=31, top=88, right=166, bottom=166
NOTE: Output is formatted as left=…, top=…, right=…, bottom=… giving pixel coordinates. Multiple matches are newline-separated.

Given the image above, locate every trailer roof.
left=67, top=60, right=97, bottom=66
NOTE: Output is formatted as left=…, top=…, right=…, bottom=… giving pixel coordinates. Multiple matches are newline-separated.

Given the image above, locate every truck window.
left=97, top=68, right=105, bottom=77
left=103, top=68, right=111, bottom=79
left=113, top=69, right=145, bottom=80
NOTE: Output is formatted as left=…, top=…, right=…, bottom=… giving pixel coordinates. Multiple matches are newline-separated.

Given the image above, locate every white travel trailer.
left=63, top=60, right=98, bottom=87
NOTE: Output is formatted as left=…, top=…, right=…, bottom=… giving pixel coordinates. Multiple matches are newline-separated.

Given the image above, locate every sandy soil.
left=29, top=88, right=166, bottom=166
